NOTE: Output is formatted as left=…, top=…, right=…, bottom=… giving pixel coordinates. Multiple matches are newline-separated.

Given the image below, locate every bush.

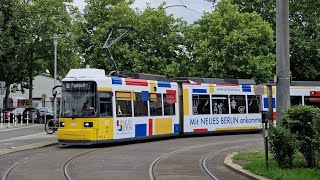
left=269, top=126, right=298, bottom=168
left=281, top=105, right=320, bottom=168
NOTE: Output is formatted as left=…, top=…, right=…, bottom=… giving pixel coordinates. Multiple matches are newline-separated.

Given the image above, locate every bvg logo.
left=116, top=120, right=132, bottom=132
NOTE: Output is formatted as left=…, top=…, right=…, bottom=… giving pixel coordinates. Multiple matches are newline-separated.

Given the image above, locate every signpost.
left=255, top=84, right=269, bottom=168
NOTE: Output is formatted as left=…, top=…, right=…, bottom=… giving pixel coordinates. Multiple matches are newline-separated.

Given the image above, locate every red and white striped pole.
left=0, top=112, right=3, bottom=129
left=26, top=111, right=29, bottom=126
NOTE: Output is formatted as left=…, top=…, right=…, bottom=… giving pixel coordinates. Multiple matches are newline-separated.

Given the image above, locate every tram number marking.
left=70, top=123, right=77, bottom=126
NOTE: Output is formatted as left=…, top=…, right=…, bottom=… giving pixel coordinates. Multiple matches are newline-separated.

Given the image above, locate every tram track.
left=149, top=140, right=255, bottom=180
left=1, top=135, right=262, bottom=180
left=63, top=148, right=101, bottom=180
left=200, top=146, right=242, bottom=180
left=1, top=147, right=102, bottom=180
left=1, top=148, right=63, bottom=180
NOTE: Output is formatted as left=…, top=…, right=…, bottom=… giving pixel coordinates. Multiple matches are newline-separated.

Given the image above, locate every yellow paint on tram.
left=58, top=117, right=114, bottom=141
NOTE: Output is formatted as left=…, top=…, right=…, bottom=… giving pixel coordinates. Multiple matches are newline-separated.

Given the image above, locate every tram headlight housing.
left=84, top=122, right=93, bottom=127
left=60, top=122, right=65, bottom=127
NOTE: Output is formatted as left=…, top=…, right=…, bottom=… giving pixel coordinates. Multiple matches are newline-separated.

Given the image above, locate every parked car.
left=37, top=107, right=55, bottom=122
left=23, top=108, right=41, bottom=123
left=38, top=107, right=54, bottom=116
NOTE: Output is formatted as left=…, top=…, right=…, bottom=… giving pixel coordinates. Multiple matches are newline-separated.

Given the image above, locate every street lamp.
left=52, top=34, right=59, bottom=120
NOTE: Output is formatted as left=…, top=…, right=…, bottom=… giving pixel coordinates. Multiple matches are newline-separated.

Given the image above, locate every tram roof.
left=170, top=77, right=256, bottom=85
left=264, top=81, right=320, bottom=86
left=110, top=71, right=169, bottom=81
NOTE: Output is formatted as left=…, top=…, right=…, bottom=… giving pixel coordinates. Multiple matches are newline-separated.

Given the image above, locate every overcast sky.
left=72, top=0, right=214, bottom=23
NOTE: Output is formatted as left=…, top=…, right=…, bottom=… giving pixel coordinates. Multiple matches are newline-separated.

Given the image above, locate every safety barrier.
left=0, top=111, right=36, bottom=129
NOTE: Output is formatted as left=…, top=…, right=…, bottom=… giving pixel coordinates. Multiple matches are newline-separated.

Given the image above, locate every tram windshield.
left=61, top=81, right=96, bottom=117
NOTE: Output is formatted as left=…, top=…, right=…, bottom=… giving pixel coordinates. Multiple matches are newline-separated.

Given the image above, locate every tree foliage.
left=24, top=0, right=81, bottom=96
left=185, top=0, right=275, bottom=82
left=79, top=1, right=188, bottom=77
left=78, top=0, right=138, bottom=71
left=0, top=0, right=80, bottom=107
left=128, top=5, right=188, bottom=77
left=209, top=0, right=320, bottom=81
left=0, top=0, right=29, bottom=107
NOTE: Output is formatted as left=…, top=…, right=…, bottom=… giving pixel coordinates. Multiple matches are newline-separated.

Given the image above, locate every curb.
left=0, top=124, right=42, bottom=132
left=0, top=140, right=58, bottom=156
left=224, top=152, right=271, bottom=180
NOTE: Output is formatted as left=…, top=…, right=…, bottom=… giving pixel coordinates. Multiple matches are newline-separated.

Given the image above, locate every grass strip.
left=232, top=149, right=320, bottom=180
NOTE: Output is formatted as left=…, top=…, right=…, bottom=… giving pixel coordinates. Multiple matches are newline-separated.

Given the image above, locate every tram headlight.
left=60, top=122, right=65, bottom=127
left=84, top=122, right=93, bottom=127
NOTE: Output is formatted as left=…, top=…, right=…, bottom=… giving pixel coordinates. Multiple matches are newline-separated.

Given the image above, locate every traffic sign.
left=41, top=94, right=47, bottom=100
left=254, top=85, right=265, bottom=95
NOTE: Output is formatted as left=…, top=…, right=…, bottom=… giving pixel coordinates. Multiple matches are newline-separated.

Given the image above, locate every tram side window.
left=192, top=94, right=210, bottom=115
left=99, top=92, right=112, bottom=117
left=247, top=95, right=260, bottom=113
left=150, top=93, right=162, bottom=116
left=134, top=92, right=148, bottom=117
left=304, top=96, right=320, bottom=108
left=116, top=92, right=132, bottom=117
left=212, top=95, right=229, bottom=114
left=164, top=94, right=176, bottom=115
left=291, top=96, right=302, bottom=106
left=230, top=95, right=246, bottom=114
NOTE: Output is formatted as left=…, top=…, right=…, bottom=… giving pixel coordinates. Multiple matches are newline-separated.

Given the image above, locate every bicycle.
left=45, top=118, right=59, bottom=134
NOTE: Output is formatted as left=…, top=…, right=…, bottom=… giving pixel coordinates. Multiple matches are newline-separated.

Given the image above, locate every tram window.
left=116, top=92, right=132, bottom=117
left=212, top=95, right=229, bottom=114
left=150, top=93, right=162, bottom=116
left=134, top=92, right=148, bottom=117
left=164, top=94, right=176, bottom=115
left=247, top=95, right=260, bottom=113
left=291, top=96, right=302, bottom=106
left=61, top=81, right=96, bottom=117
left=304, top=96, right=320, bottom=108
left=99, top=92, right=112, bottom=117
left=230, top=95, right=246, bottom=114
left=192, top=94, right=210, bottom=115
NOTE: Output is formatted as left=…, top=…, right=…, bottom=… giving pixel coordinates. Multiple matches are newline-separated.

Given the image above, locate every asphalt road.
left=0, top=124, right=44, bottom=140
left=0, top=133, right=263, bottom=180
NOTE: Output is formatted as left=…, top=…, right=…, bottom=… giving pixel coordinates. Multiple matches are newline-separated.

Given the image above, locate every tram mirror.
left=52, top=89, right=57, bottom=97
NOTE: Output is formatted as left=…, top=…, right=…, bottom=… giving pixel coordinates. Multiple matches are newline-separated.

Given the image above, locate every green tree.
left=0, top=0, right=29, bottom=108
left=23, top=0, right=80, bottom=99
left=209, top=0, right=320, bottom=81
left=79, top=1, right=188, bottom=78
left=185, top=0, right=275, bottom=82
left=77, top=0, right=138, bottom=71
left=0, top=0, right=80, bottom=108
left=128, top=4, right=188, bottom=77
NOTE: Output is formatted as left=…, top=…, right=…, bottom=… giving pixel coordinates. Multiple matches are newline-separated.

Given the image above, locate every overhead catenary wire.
left=163, top=0, right=202, bottom=14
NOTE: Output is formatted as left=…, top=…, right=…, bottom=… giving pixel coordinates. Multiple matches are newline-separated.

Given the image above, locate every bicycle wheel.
left=45, top=119, right=56, bottom=134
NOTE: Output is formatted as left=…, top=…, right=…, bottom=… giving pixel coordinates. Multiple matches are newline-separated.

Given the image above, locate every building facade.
left=6, top=74, right=61, bottom=109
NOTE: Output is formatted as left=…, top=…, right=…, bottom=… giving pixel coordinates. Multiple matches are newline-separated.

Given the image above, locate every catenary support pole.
left=276, top=0, right=290, bottom=124
left=53, top=34, right=59, bottom=121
